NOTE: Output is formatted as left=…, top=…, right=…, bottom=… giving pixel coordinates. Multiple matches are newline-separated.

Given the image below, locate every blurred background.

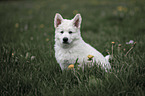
left=0, top=0, right=145, bottom=50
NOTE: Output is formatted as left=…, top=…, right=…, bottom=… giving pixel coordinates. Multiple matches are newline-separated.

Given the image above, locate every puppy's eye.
left=60, top=31, right=64, bottom=34
left=69, top=31, right=73, bottom=34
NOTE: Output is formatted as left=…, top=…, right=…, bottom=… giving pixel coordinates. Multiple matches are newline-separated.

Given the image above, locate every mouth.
left=63, top=42, right=69, bottom=44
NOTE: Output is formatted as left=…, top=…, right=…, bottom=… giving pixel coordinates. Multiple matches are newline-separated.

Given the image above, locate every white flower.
left=126, top=40, right=134, bottom=44
left=31, top=56, right=35, bottom=60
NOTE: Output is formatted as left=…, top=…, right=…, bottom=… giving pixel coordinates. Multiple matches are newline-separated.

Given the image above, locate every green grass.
left=0, top=0, right=145, bottom=96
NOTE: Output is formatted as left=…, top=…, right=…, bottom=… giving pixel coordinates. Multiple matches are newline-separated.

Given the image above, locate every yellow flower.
left=73, top=10, right=78, bottom=15
left=111, top=42, right=115, bottom=44
left=117, top=6, right=127, bottom=12
left=15, top=23, right=19, bottom=28
left=46, top=38, right=49, bottom=41
left=68, top=64, right=74, bottom=69
left=40, top=24, right=44, bottom=28
left=117, top=6, right=123, bottom=11
left=87, top=55, right=94, bottom=59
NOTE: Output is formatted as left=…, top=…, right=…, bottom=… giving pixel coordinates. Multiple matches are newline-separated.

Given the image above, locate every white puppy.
left=54, top=13, right=111, bottom=71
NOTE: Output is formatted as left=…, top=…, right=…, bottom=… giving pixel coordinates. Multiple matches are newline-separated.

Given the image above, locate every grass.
left=0, top=0, right=145, bottom=95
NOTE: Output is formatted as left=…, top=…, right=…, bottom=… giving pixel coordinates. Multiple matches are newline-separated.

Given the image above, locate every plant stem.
left=112, top=44, right=114, bottom=58
left=125, top=46, right=134, bottom=56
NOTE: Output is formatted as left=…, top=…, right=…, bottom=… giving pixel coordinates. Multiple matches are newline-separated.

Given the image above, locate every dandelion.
left=40, top=24, right=44, bottom=28
left=87, top=55, right=94, bottom=67
left=12, top=53, right=14, bottom=56
left=68, top=64, right=74, bottom=69
left=73, top=10, right=78, bottom=15
left=117, top=6, right=123, bottom=11
left=15, top=23, right=19, bottom=28
left=126, top=40, right=134, bottom=44
left=87, top=55, right=94, bottom=61
left=129, top=40, right=134, bottom=44
left=87, top=55, right=94, bottom=59
left=117, top=6, right=127, bottom=12
left=111, top=41, right=115, bottom=44
left=46, top=38, right=49, bottom=42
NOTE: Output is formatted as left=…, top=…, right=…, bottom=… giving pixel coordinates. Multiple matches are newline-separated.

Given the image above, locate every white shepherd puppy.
left=54, top=13, right=111, bottom=71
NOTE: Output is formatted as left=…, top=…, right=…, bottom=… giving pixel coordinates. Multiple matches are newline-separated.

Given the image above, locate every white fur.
left=54, top=13, right=111, bottom=71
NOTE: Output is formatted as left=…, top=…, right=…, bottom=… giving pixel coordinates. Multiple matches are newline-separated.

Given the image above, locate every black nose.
left=63, top=37, right=68, bottom=42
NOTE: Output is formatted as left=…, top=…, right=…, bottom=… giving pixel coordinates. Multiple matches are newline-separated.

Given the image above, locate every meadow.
left=0, top=0, right=145, bottom=96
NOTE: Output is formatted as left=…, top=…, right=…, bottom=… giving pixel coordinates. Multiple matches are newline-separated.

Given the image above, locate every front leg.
left=59, top=63, right=70, bottom=70
left=59, top=63, right=65, bottom=70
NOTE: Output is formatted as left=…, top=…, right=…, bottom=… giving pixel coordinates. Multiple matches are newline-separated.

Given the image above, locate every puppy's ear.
left=54, top=13, right=63, bottom=28
left=73, top=14, right=82, bottom=28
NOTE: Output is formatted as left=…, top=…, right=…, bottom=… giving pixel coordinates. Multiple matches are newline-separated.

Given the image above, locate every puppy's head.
left=54, top=13, right=82, bottom=47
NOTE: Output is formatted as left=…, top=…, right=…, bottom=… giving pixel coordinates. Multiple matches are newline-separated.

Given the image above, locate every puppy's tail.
left=105, top=55, right=112, bottom=62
